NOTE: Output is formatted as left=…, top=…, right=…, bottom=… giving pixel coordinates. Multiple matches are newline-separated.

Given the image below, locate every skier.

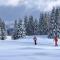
left=33, top=36, right=37, bottom=45
left=54, top=35, right=58, bottom=46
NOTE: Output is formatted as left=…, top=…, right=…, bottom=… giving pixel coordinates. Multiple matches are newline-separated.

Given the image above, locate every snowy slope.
left=0, top=35, right=60, bottom=60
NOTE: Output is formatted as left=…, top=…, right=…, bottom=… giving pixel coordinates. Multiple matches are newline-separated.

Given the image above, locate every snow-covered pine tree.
left=57, top=7, right=60, bottom=38
left=44, top=12, right=50, bottom=35
left=54, top=7, right=60, bottom=38
left=34, top=19, right=39, bottom=35
left=18, top=19, right=25, bottom=38
left=48, top=7, right=56, bottom=38
left=48, top=7, right=59, bottom=38
left=24, top=16, right=28, bottom=35
left=12, top=20, right=18, bottom=39
left=22, top=23, right=26, bottom=37
left=0, top=18, right=6, bottom=40
left=27, top=16, right=34, bottom=35
left=39, top=13, right=44, bottom=35
left=54, top=7, right=59, bottom=38
left=48, top=7, right=60, bottom=38
left=39, top=13, right=48, bottom=35
left=12, top=19, right=26, bottom=39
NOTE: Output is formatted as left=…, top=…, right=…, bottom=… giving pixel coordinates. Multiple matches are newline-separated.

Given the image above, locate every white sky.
left=0, top=0, right=60, bottom=11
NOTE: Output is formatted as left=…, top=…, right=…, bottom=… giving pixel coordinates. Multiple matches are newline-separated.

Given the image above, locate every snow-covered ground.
left=0, top=35, right=60, bottom=60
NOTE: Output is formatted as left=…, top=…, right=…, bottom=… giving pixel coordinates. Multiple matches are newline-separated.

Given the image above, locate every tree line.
left=0, top=6, right=60, bottom=40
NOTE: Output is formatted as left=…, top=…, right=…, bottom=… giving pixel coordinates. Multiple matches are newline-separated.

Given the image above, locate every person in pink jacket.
left=54, top=35, right=58, bottom=46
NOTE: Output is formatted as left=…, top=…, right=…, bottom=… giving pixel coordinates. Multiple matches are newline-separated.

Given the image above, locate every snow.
left=0, top=35, right=60, bottom=60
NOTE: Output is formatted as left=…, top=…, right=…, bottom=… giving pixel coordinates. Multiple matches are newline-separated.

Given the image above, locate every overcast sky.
left=0, top=0, right=60, bottom=11
left=0, top=0, right=60, bottom=24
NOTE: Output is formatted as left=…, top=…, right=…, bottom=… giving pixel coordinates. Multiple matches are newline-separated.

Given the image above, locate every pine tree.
left=24, top=16, right=28, bottom=35
left=39, top=13, right=43, bottom=35
left=48, top=7, right=56, bottom=38
left=18, top=19, right=23, bottom=38
left=44, top=12, right=50, bottom=35
left=12, top=20, right=18, bottom=39
left=0, top=18, right=6, bottom=40
left=57, top=7, right=60, bottom=38
left=34, top=19, right=39, bottom=35
left=54, top=8, right=59, bottom=37
left=39, top=13, right=48, bottom=35
left=27, top=16, right=34, bottom=35
left=12, top=19, right=25, bottom=39
left=48, top=7, right=60, bottom=38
